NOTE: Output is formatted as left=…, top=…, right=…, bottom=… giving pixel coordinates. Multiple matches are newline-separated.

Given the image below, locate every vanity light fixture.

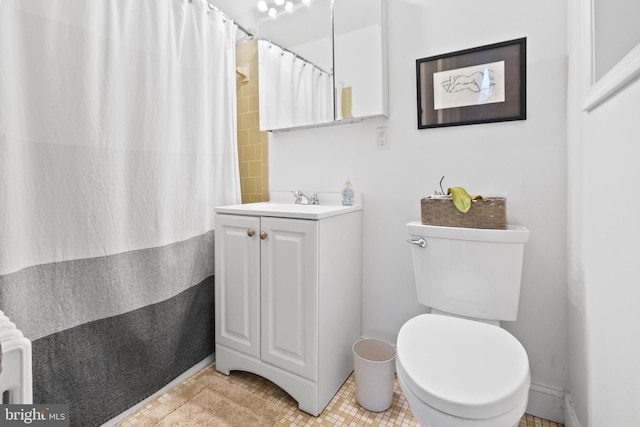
left=257, top=0, right=312, bottom=18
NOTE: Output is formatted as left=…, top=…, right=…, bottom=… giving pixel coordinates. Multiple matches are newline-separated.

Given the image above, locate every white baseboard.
left=526, top=381, right=565, bottom=424
left=100, top=354, right=215, bottom=427
left=563, top=393, right=582, bottom=427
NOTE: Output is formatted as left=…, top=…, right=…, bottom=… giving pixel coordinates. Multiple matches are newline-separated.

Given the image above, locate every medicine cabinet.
left=256, top=0, right=388, bottom=131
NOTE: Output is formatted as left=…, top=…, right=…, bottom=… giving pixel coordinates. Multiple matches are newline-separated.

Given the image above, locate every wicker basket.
left=420, top=196, right=507, bottom=230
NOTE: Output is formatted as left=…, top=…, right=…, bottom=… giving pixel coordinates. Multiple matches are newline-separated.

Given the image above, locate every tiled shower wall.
left=236, top=40, right=269, bottom=203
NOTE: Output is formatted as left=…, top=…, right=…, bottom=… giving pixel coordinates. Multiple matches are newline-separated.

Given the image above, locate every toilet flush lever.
left=407, top=238, right=427, bottom=248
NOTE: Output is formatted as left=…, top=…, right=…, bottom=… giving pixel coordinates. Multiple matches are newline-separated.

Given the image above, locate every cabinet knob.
left=260, top=231, right=268, bottom=240
left=247, top=228, right=255, bottom=237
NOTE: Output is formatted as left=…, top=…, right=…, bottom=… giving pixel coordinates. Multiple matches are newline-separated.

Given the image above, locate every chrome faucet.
left=308, top=192, right=321, bottom=205
left=291, top=190, right=321, bottom=205
left=291, top=190, right=307, bottom=204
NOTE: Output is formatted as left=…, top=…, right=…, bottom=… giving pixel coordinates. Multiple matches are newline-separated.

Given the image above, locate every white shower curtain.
left=258, top=39, right=333, bottom=130
left=0, top=0, right=240, bottom=425
left=0, top=0, right=240, bottom=275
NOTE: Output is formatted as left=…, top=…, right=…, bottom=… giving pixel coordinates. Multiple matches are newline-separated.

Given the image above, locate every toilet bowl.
left=396, top=314, right=530, bottom=427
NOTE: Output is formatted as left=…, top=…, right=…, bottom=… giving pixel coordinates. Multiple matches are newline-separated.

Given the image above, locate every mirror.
left=210, top=0, right=388, bottom=131
left=257, top=0, right=334, bottom=130
left=334, top=0, right=388, bottom=122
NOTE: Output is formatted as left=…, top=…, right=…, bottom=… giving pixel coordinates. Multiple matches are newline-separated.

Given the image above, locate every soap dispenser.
left=342, top=181, right=354, bottom=206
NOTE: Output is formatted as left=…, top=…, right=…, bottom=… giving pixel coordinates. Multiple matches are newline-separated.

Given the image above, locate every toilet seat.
left=396, top=314, right=530, bottom=420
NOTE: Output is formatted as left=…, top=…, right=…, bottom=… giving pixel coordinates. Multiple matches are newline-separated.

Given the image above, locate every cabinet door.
left=215, top=214, right=260, bottom=359
left=260, top=217, right=318, bottom=381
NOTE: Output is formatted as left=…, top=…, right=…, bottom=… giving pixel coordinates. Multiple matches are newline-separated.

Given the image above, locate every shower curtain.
left=0, top=0, right=240, bottom=425
left=258, top=39, right=333, bottom=130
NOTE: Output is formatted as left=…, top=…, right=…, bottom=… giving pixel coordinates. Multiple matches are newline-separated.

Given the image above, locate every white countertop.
left=215, top=191, right=362, bottom=220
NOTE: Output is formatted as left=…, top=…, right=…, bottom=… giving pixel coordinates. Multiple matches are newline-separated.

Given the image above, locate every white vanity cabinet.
left=214, top=201, right=362, bottom=416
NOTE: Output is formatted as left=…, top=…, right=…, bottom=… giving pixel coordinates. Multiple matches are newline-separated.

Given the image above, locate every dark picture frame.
left=416, top=38, right=526, bottom=129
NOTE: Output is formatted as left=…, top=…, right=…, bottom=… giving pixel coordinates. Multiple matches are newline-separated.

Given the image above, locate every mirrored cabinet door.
left=333, top=0, right=388, bottom=122
left=258, top=0, right=334, bottom=131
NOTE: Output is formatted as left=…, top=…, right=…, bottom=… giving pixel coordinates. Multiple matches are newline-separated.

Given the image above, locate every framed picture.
left=416, top=38, right=526, bottom=129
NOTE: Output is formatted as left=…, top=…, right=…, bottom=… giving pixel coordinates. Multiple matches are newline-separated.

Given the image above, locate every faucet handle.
left=309, top=192, right=323, bottom=205
left=291, top=190, right=304, bottom=204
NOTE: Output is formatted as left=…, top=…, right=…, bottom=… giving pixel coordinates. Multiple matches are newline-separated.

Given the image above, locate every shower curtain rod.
left=204, top=1, right=255, bottom=39
left=200, top=1, right=330, bottom=76
left=262, top=38, right=332, bottom=76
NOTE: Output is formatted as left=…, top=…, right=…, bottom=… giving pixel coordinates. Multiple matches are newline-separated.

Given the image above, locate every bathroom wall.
left=566, top=0, right=640, bottom=425
left=236, top=40, right=269, bottom=203
left=269, top=0, right=568, bottom=421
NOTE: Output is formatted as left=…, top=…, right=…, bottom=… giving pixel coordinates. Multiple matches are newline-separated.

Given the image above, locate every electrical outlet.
left=376, top=126, right=389, bottom=150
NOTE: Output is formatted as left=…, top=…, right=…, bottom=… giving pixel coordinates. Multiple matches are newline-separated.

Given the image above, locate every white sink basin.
left=215, top=192, right=362, bottom=220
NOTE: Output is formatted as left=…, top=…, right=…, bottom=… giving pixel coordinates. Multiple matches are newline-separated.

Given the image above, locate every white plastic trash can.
left=352, top=338, right=397, bottom=412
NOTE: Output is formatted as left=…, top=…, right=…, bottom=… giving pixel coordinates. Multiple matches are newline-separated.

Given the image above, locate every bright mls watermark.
left=1, top=405, right=69, bottom=426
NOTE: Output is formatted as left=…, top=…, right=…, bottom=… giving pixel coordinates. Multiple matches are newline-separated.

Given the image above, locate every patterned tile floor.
left=118, top=364, right=564, bottom=427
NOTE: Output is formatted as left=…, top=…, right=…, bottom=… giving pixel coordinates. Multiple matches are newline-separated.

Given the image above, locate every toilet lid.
left=396, top=314, right=530, bottom=420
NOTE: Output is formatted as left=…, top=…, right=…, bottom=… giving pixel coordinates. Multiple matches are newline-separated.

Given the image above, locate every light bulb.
left=268, top=7, right=277, bottom=17
left=274, top=0, right=284, bottom=5
left=302, top=0, right=311, bottom=5
left=285, top=1, right=293, bottom=12
left=257, top=0, right=268, bottom=12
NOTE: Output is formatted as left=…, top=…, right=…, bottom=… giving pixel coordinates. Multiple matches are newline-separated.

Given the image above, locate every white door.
left=215, top=214, right=261, bottom=358
left=260, top=217, right=318, bottom=381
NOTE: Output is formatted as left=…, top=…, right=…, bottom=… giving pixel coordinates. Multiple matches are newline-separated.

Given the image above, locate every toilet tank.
left=406, top=221, right=529, bottom=322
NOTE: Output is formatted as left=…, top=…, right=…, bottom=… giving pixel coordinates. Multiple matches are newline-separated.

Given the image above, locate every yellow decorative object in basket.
left=420, top=195, right=507, bottom=230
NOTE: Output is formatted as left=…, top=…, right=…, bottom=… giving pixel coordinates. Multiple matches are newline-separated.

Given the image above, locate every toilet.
left=397, top=221, right=531, bottom=427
